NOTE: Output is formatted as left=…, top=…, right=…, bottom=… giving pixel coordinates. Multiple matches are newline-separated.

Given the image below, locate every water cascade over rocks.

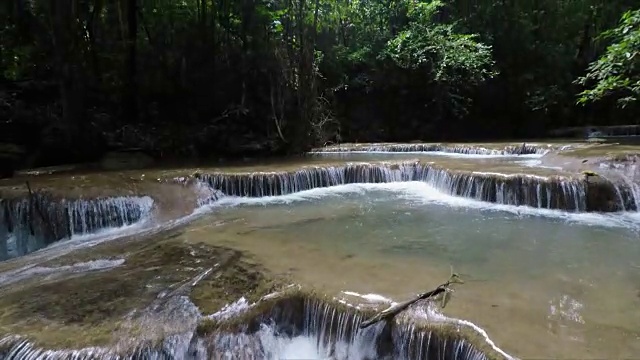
left=195, top=294, right=500, bottom=360
left=0, top=194, right=154, bottom=260
left=309, top=143, right=551, bottom=156
left=0, top=292, right=508, bottom=360
left=195, top=161, right=638, bottom=212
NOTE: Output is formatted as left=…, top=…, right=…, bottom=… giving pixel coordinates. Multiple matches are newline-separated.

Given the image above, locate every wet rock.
left=0, top=238, right=275, bottom=351
left=584, top=175, right=627, bottom=212
left=193, top=161, right=593, bottom=211
left=196, top=291, right=504, bottom=360
left=0, top=194, right=153, bottom=260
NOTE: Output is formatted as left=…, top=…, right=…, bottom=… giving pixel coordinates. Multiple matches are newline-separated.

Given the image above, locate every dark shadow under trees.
left=0, top=0, right=638, bottom=172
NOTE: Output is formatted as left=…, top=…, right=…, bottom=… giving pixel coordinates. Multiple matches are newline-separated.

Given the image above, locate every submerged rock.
left=0, top=224, right=511, bottom=360
left=0, top=236, right=278, bottom=351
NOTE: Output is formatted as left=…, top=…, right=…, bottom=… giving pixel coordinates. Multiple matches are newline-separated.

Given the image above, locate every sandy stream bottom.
left=180, top=218, right=640, bottom=359
left=174, top=184, right=640, bottom=359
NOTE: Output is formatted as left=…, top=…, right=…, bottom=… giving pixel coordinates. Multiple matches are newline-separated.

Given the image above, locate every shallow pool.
left=184, top=182, right=640, bottom=358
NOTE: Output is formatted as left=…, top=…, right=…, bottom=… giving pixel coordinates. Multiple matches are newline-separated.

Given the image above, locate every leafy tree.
left=384, top=0, right=496, bottom=119
left=2, top=0, right=640, bottom=170
left=577, top=8, right=640, bottom=108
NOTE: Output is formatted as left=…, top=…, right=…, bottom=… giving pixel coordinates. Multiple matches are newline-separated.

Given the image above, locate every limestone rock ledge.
left=191, top=160, right=636, bottom=212
left=309, top=143, right=555, bottom=156
left=0, top=194, right=153, bottom=260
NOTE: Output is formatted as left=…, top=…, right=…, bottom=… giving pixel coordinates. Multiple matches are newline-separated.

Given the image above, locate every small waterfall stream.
left=310, top=143, right=550, bottom=156
left=0, top=291, right=506, bottom=360
left=195, top=161, right=637, bottom=212
left=0, top=149, right=637, bottom=360
left=0, top=195, right=154, bottom=260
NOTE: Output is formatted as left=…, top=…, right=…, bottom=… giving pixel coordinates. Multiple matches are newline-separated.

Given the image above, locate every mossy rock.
left=0, top=233, right=278, bottom=349
left=194, top=288, right=508, bottom=360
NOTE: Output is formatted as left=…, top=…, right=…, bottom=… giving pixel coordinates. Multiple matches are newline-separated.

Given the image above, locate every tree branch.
left=359, top=273, right=464, bottom=329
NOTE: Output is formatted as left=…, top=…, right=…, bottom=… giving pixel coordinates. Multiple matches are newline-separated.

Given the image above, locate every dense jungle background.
left=1, top=0, right=639, bottom=170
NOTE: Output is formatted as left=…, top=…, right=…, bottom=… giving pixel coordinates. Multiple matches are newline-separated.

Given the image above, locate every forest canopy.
left=0, top=0, right=638, bottom=167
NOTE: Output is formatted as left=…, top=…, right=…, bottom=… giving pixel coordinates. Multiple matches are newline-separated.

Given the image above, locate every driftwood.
left=359, top=273, right=464, bottom=329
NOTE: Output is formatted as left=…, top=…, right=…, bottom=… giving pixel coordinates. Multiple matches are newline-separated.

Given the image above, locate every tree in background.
left=577, top=8, right=639, bottom=110
left=0, top=0, right=638, bottom=168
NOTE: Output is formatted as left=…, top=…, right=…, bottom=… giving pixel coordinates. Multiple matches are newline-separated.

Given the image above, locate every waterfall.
left=191, top=161, right=637, bottom=212
left=0, top=195, right=154, bottom=260
left=0, top=291, right=508, bottom=360
left=194, top=293, right=504, bottom=360
left=197, top=162, right=416, bottom=197
left=309, top=143, right=550, bottom=156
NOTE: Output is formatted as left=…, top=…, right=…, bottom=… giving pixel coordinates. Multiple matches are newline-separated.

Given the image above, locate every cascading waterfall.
left=309, top=143, right=550, bottom=156
left=599, top=157, right=640, bottom=210
left=193, top=161, right=637, bottom=212
left=196, top=162, right=414, bottom=197
left=194, top=294, right=504, bottom=360
left=0, top=194, right=154, bottom=260
left=0, top=293, right=506, bottom=360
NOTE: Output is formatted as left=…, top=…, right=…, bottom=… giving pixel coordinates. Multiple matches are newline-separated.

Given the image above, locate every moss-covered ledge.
left=195, top=288, right=511, bottom=360
left=0, top=232, right=280, bottom=350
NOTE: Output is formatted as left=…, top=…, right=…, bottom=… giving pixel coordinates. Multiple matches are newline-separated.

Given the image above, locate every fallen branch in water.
left=359, top=273, right=464, bottom=329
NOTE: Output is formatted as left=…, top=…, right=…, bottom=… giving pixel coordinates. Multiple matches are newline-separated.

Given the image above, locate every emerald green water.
left=187, top=181, right=640, bottom=358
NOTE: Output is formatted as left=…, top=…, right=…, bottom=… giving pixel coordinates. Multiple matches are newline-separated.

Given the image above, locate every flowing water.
left=190, top=182, right=640, bottom=358
left=1, top=143, right=640, bottom=359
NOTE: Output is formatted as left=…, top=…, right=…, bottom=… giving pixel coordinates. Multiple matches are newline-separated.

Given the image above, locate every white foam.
left=256, top=323, right=377, bottom=360
left=516, top=159, right=563, bottom=170
left=339, top=290, right=516, bottom=358
left=200, top=288, right=516, bottom=360
left=341, top=290, right=395, bottom=304
left=205, top=297, right=251, bottom=320
left=314, top=150, right=545, bottom=159
left=201, top=182, right=640, bottom=232
left=0, top=258, right=124, bottom=287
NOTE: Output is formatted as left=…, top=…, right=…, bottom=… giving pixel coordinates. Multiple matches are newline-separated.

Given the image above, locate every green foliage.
left=1, top=0, right=639, bottom=164
left=380, top=0, right=495, bottom=119
left=577, top=9, right=640, bottom=107
left=384, top=2, right=496, bottom=85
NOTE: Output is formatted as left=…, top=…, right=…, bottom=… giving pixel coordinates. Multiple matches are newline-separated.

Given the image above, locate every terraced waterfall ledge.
left=0, top=293, right=508, bottom=359
left=308, top=143, right=562, bottom=155
left=193, top=160, right=637, bottom=212
left=2, top=142, right=639, bottom=360
left=0, top=235, right=509, bottom=360
left=0, top=194, right=154, bottom=260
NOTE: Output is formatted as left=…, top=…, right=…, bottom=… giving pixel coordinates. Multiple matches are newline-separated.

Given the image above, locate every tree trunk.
left=124, top=0, right=138, bottom=123
left=50, top=0, right=83, bottom=142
